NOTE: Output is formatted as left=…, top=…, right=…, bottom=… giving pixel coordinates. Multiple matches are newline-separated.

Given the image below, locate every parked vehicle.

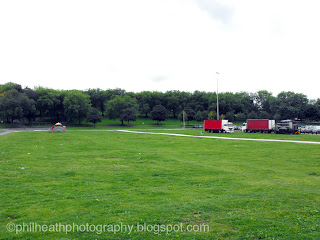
left=312, top=126, right=320, bottom=135
left=233, top=125, right=242, bottom=131
left=204, top=120, right=234, bottom=133
left=275, top=120, right=299, bottom=134
left=242, top=119, right=275, bottom=133
left=299, top=127, right=306, bottom=134
left=305, top=126, right=315, bottom=134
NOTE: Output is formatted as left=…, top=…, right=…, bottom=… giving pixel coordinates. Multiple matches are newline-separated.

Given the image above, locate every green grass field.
left=1, top=129, right=320, bottom=239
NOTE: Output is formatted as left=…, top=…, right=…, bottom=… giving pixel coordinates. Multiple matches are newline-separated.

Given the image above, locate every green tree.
left=195, top=111, right=203, bottom=124
left=136, top=91, right=153, bottom=117
left=201, top=110, right=209, bottom=121
left=276, top=91, right=308, bottom=119
left=225, top=111, right=235, bottom=121
left=183, top=107, right=195, bottom=124
left=189, top=91, right=208, bottom=112
left=87, top=89, right=108, bottom=116
left=314, top=98, right=320, bottom=120
left=23, top=87, right=38, bottom=101
left=136, top=91, right=165, bottom=117
left=140, top=103, right=150, bottom=117
left=208, top=111, right=216, bottom=120
left=259, top=111, right=270, bottom=119
left=0, top=88, right=36, bottom=124
left=235, top=112, right=246, bottom=122
left=218, top=92, right=239, bottom=115
left=120, top=107, right=137, bottom=125
left=253, top=90, right=274, bottom=115
left=21, top=95, right=36, bottom=124
left=0, top=82, right=22, bottom=94
left=304, top=105, right=319, bottom=121
left=151, top=105, right=168, bottom=125
left=105, top=95, right=138, bottom=124
left=195, top=110, right=208, bottom=123
left=164, top=91, right=182, bottom=118
left=316, top=98, right=320, bottom=110
left=247, top=111, right=258, bottom=119
left=105, top=88, right=126, bottom=101
left=273, top=113, right=281, bottom=120
left=87, top=108, right=103, bottom=128
left=0, top=90, right=24, bottom=123
left=63, top=90, right=91, bottom=124
left=36, top=88, right=65, bottom=121
left=236, top=92, right=256, bottom=115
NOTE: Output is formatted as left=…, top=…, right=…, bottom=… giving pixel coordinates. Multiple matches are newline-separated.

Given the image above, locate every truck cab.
left=224, top=122, right=235, bottom=133
left=242, top=123, right=247, bottom=132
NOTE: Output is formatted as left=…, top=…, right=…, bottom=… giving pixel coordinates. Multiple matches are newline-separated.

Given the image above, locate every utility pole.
left=216, top=72, right=219, bottom=120
left=183, top=111, right=186, bottom=129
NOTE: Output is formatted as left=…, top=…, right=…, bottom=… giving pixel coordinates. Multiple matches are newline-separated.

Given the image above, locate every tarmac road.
left=0, top=128, right=49, bottom=135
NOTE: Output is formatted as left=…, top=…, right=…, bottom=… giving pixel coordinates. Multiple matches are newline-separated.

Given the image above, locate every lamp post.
left=216, top=72, right=219, bottom=120
left=183, top=111, right=186, bottom=129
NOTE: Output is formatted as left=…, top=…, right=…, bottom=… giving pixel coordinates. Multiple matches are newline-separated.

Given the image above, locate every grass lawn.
left=132, top=129, right=320, bottom=142
left=94, top=117, right=188, bottom=127
left=28, top=117, right=198, bottom=128
left=0, top=124, right=18, bottom=128
left=1, top=130, right=320, bottom=239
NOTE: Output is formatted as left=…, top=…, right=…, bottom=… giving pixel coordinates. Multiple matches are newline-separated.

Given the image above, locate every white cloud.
left=194, top=0, right=234, bottom=24
left=0, top=0, right=319, bottom=99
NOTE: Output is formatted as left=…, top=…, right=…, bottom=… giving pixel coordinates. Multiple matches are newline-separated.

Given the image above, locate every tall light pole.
left=183, top=111, right=186, bottom=129
left=216, top=72, right=219, bottom=120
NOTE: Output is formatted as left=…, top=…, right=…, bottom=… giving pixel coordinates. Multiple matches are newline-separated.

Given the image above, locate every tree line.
left=0, top=82, right=319, bottom=125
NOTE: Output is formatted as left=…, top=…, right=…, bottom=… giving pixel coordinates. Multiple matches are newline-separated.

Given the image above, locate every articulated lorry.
left=242, top=119, right=275, bottom=133
left=275, top=120, right=299, bottom=134
left=204, top=120, right=234, bottom=133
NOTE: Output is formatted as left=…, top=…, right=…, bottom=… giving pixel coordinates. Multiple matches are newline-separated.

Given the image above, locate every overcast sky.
left=1, top=0, right=319, bottom=99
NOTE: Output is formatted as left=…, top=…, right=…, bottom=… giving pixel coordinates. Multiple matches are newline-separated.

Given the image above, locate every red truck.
left=242, top=119, right=275, bottom=133
left=204, top=120, right=234, bottom=133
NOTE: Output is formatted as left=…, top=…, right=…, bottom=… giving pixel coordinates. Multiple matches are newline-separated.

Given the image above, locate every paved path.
left=116, top=130, right=320, bottom=145
left=0, top=128, right=49, bottom=135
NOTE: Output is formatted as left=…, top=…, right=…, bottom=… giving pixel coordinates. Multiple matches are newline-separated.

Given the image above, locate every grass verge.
left=1, top=130, right=319, bottom=239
